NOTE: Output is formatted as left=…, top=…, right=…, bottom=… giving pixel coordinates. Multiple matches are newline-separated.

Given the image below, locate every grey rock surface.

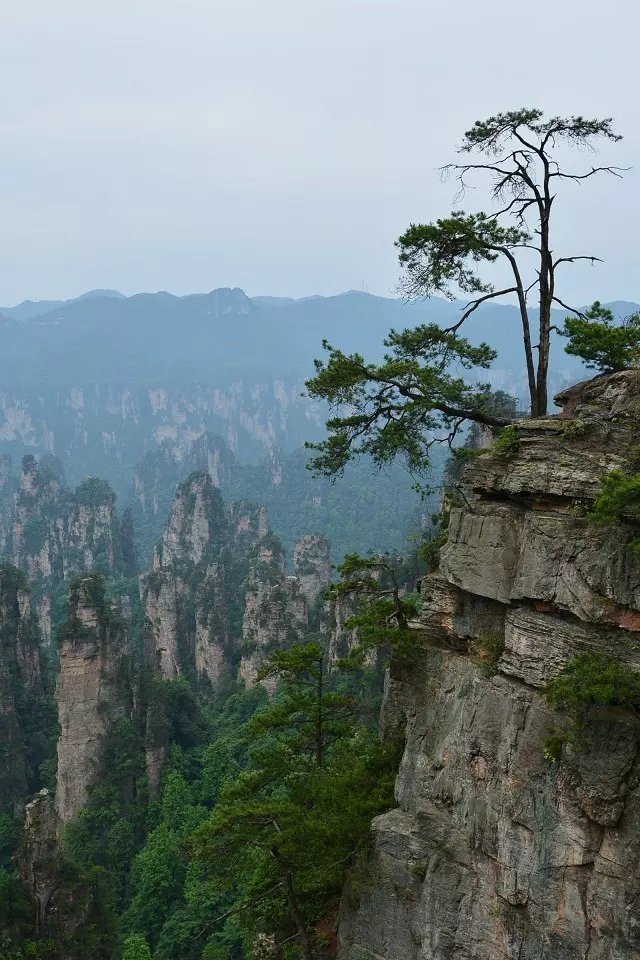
left=338, top=371, right=640, bottom=960
left=55, top=576, right=131, bottom=826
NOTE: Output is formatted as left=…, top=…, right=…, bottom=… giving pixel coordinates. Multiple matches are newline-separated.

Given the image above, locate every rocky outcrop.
left=338, top=371, right=640, bottom=960
left=143, top=476, right=325, bottom=691
left=293, top=533, right=331, bottom=609
left=0, top=562, right=42, bottom=815
left=55, top=574, right=131, bottom=826
left=12, top=454, right=68, bottom=585
left=18, top=790, right=59, bottom=935
left=63, top=477, right=118, bottom=578
left=228, top=500, right=269, bottom=559
left=239, top=535, right=309, bottom=687
left=141, top=476, right=335, bottom=783
left=143, top=472, right=227, bottom=681
left=18, top=788, right=114, bottom=957
left=326, top=591, right=360, bottom=666
left=142, top=475, right=254, bottom=789
left=10, top=456, right=126, bottom=641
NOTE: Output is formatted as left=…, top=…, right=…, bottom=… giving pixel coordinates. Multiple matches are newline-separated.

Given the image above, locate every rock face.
left=12, top=454, right=68, bottom=586
left=143, top=474, right=331, bottom=691
left=239, top=536, right=310, bottom=688
left=338, top=371, right=640, bottom=960
left=293, top=533, right=331, bottom=609
left=18, top=790, right=59, bottom=934
left=142, top=475, right=333, bottom=784
left=0, top=454, right=16, bottom=554
left=63, top=478, right=118, bottom=578
left=142, top=472, right=228, bottom=683
left=0, top=562, right=42, bottom=815
left=18, top=788, right=111, bottom=956
left=326, top=591, right=360, bottom=666
left=141, top=476, right=310, bottom=786
left=11, top=456, right=124, bottom=641
left=55, top=574, right=131, bottom=826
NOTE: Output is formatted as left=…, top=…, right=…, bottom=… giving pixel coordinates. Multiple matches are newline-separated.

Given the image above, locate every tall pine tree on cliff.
left=306, top=109, right=625, bottom=479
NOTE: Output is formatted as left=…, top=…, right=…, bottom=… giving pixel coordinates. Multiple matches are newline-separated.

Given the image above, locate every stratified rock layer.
left=338, top=371, right=640, bottom=960
left=55, top=574, right=131, bottom=826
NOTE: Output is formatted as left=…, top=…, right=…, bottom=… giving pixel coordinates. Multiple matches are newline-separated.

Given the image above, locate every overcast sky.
left=1, top=0, right=638, bottom=305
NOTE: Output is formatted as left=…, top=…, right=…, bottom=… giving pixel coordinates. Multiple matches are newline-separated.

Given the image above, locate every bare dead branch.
left=553, top=255, right=603, bottom=269
left=549, top=165, right=629, bottom=182
left=442, top=287, right=518, bottom=333
left=551, top=296, right=587, bottom=318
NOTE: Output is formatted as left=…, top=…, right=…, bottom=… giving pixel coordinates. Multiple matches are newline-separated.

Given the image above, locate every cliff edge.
left=338, top=370, right=640, bottom=960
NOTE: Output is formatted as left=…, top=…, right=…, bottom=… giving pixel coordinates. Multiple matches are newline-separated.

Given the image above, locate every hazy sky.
left=1, top=0, right=638, bottom=304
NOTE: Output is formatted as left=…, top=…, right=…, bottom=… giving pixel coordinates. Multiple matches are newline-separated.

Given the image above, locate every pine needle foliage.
left=193, top=644, right=397, bottom=960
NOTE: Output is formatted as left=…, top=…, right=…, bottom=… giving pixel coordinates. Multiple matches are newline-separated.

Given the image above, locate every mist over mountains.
left=1, top=285, right=634, bottom=390
left=0, top=285, right=634, bottom=559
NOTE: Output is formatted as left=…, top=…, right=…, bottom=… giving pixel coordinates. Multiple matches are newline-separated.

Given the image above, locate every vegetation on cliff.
left=306, top=109, right=626, bottom=482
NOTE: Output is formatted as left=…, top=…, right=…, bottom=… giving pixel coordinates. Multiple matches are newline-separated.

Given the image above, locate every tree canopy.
left=561, top=301, right=640, bottom=373
left=327, top=553, right=419, bottom=661
left=305, top=325, right=506, bottom=477
left=194, top=643, right=397, bottom=960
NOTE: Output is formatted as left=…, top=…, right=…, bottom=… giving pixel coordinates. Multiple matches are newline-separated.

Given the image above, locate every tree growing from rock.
left=397, top=109, right=624, bottom=416
left=328, top=553, right=419, bottom=661
left=307, top=110, right=624, bottom=479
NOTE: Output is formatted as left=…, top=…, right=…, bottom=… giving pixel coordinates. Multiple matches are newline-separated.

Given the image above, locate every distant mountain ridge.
left=0, top=288, right=125, bottom=322
left=0, top=284, right=635, bottom=498
left=0, top=285, right=636, bottom=386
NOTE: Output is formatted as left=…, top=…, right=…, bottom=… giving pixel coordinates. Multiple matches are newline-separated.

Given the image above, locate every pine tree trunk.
left=273, top=850, right=315, bottom=960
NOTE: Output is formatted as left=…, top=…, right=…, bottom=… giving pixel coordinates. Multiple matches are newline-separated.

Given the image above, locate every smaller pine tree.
left=561, top=301, right=640, bottom=373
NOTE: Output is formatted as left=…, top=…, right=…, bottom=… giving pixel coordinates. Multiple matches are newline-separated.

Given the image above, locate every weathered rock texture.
left=239, top=535, right=310, bottom=688
left=142, top=471, right=228, bottom=683
left=143, top=473, right=331, bottom=691
left=326, top=592, right=360, bottom=667
left=339, top=371, right=640, bottom=960
left=18, top=788, right=112, bottom=957
left=55, top=574, right=131, bottom=826
left=140, top=473, right=337, bottom=789
left=293, top=533, right=331, bottom=609
left=10, top=456, right=125, bottom=641
left=0, top=562, right=42, bottom=815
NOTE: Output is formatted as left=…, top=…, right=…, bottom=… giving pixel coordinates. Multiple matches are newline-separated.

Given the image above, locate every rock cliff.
left=0, top=454, right=16, bottom=554
left=143, top=471, right=333, bottom=692
left=338, top=371, right=640, bottom=960
left=141, top=473, right=329, bottom=785
left=55, top=574, right=132, bottom=826
left=10, top=456, right=125, bottom=641
left=0, top=562, right=42, bottom=815
left=142, top=471, right=228, bottom=683
left=239, top=535, right=310, bottom=688
left=293, top=533, right=332, bottom=610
